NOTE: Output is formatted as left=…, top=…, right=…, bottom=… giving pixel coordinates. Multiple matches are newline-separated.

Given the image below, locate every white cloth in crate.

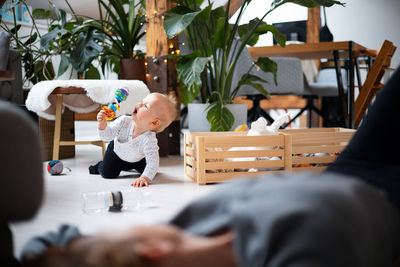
left=25, top=80, right=150, bottom=120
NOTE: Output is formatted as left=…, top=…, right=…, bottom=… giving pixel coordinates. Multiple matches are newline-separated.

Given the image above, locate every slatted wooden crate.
left=184, top=128, right=355, bottom=184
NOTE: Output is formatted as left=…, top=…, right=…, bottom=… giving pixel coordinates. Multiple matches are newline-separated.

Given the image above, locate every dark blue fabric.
left=96, top=140, right=146, bottom=178
left=327, top=67, right=400, bottom=209
left=170, top=173, right=400, bottom=267
left=21, top=224, right=81, bottom=261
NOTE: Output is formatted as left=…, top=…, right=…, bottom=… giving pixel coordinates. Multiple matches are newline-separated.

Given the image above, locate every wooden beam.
left=307, top=7, right=320, bottom=44
left=306, top=7, right=320, bottom=127
left=146, top=0, right=168, bottom=57
left=145, top=0, right=180, bottom=156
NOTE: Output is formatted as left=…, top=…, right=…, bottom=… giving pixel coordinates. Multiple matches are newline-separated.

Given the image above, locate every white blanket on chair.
left=26, top=79, right=150, bottom=120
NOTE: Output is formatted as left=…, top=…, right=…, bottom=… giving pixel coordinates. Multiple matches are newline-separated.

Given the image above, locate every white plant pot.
left=188, top=103, right=247, bottom=132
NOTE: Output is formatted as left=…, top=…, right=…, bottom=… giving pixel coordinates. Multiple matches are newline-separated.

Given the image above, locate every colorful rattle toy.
left=103, top=88, right=129, bottom=120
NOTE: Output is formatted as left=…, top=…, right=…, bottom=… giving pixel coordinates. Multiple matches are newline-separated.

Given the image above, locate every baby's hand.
left=131, top=176, right=151, bottom=187
left=97, top=110, right=107, bottom=130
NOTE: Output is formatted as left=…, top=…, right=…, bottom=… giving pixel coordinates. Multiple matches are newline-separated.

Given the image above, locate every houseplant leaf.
left=272, top=0, right=344, bottom=8
left=206, top=103, right=235, bottom=131
left=313, top=0, right=345, bottom=7
left=70, top=30, right=104, bottom=72
left=163, top=6, right=202, bottom=38
left=255, top=57, right=278, bottom=85
left=180, top=82, right=200, bottom=106
left=40, top=28, right=68, bottom=51
left=176, top=51, right=212, bottom=96
left=84, top=64, right=101, bottom=79
left=233, top=73, right=270, bottom=97
left=32, top=8, right=51, bottom=19
left=238, top=19, right=286, bottom=47
left=213, top=17, right=232, bottom=48
left=57, top=54, right=70, bottom=77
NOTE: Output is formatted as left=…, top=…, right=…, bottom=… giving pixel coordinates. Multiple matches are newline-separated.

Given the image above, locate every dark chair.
left=283, top=67, right=348, bottom=128
left=0, top=31, right=23, bottom=104
left=0, top=100, right=44, bottom=266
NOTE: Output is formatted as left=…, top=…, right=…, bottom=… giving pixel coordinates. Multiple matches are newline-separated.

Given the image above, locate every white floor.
left=10, top=121, right=220, bottom=258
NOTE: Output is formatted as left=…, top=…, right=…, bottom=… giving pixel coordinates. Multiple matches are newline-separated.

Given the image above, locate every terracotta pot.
left=119, top=58, right=146, bottom=82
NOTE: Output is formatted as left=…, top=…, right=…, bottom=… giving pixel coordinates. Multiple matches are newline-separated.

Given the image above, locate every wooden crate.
left=184, top=128, right=355, bottom=184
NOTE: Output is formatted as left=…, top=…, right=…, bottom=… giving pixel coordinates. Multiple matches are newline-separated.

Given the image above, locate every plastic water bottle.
left=81, top=189, right=150, bottom=214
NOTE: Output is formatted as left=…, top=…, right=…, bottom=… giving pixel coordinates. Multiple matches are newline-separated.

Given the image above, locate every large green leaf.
left=272, top=0, right=344, bottom=8
left=176, top=52, right=212, bottom=94
left=233, top=73, right=269, bottom=97
left=163, top=6, right=201, bottom=38
left=180, top=82, right=200, bottom=106
left=196, top=4, right=212, bottom=22
left=84, top=64, right=101, bottom=79
left=210, top=6, right=226, bottom=19
left=32, top=8, right=51, bottom=19
left=59, top=9, right=67, bottom=28
left=213, top=17, right=232, bottom=48
left=57, top=54, right=70, bottom=77
left=206, top=103, right=235, bottom=131
left=313, top=0, right=345, bottom=7
left=23, top=32, right=38, bottom=46
left=70, top=31, right=104, bottom=72
left=255, top=57, right=278, bottom=85
left=238, top=19, right=286, bottom=47
left=40, top=28, right=68, bottom=51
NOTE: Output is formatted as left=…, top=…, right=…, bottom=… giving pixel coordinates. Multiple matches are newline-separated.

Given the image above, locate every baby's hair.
left=154, top=93, right=177, bottom=133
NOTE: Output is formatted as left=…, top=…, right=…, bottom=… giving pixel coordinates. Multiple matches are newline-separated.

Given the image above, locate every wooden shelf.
left=0, top=70, right=14, bottom=82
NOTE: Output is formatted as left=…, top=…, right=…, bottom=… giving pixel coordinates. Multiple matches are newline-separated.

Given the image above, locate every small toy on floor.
left=47, top=160, right=71, bottom=175
left=102, top=88, right=129, bottom=120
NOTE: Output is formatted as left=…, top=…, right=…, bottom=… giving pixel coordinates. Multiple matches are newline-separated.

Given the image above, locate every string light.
left=145, top=10, right=165, bottom=22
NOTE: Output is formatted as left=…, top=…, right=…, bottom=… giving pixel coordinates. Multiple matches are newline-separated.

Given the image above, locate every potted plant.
left=0, top=0, right=104, bottom=84
left=78, top=0, right=146, bottom=81
left=163, top=0, right=344, bottom=131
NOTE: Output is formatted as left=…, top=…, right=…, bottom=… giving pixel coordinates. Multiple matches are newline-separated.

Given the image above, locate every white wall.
left=234, top=0, right=400, bottom=68
left=326, top=0, right=400, bottom=68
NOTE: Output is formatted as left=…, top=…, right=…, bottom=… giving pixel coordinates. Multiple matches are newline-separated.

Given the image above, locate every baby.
left=89, top=92, right=176, bottom=187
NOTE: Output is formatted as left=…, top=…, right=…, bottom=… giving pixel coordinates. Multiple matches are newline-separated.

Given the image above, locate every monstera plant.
left=164, top=0, right=344, bottom=131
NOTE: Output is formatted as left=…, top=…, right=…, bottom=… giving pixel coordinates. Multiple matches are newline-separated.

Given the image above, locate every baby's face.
left=132, top=94, right=159, bottom=123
